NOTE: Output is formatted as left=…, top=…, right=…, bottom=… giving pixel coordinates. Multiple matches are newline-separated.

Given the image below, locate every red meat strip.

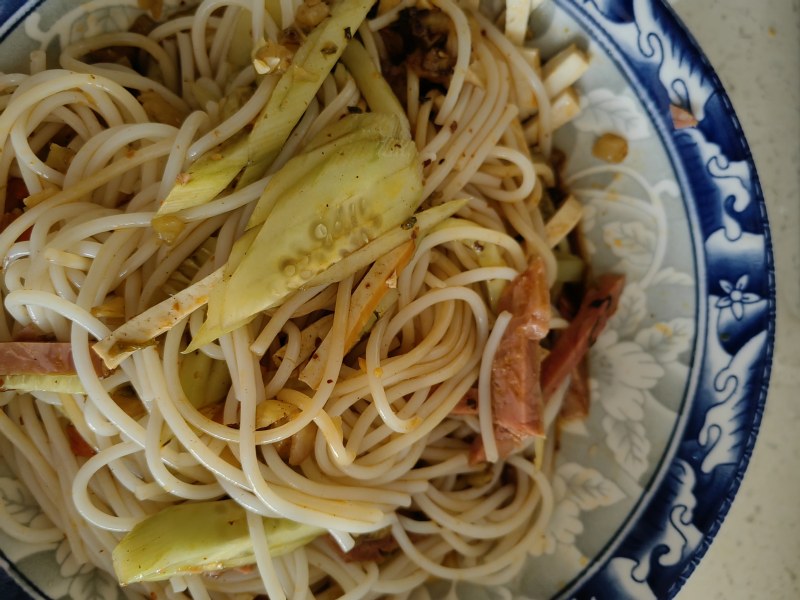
left=0, top=342, right=107, bottom=376
left=541, top=274, right=625, bottom=399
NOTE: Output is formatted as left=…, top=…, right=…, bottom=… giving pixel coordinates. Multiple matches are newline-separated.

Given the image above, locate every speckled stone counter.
left=671, top=0, right=800, bottom=598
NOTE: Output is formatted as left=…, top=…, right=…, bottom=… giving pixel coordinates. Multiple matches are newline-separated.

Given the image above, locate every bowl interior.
left=0, top=1, right=773, bottom=599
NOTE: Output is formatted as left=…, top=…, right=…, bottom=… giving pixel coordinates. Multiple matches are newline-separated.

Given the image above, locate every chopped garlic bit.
left=137, top=90, right=187, bottom=127
left=592, top=132, right=628, bottom=164
left=91, top=296, right=126, bottom=319
left=296, top=0, right=331, bottom=33
left=255, top=399, right=299, bottom=430
left=151, top=214, right=185, bottom=245
left=252, top=39, right=294, bottom=75
left=45, top=143, right=76, bottom=172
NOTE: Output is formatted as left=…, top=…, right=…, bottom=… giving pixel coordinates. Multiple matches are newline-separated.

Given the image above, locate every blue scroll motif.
left=558, top=0, right=774, bottom=598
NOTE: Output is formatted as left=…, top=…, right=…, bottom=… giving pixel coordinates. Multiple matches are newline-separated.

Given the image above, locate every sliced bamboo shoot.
left=542, top=44, right=590, bottom=99
left=545, top=195, right=583, bottom=247
left=524, top=87, right=581, bottom=144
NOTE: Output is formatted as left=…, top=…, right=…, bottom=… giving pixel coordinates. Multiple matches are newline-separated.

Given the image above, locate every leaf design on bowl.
left=573, top=88, right=652, bottom=140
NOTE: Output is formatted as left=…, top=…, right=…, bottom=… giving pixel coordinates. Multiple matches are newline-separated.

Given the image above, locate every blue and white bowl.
left=0, top=1, right=774, bottom=598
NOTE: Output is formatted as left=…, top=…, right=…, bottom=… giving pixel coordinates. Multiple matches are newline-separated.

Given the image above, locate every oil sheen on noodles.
left=0, top=0, right=591, bottom=598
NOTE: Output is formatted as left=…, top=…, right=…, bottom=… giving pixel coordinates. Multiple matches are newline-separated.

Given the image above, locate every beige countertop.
left=671, top=0, right=800, bottom=598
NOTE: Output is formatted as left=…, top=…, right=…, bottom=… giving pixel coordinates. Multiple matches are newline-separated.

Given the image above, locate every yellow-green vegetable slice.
left=112, top=499, right=324, bottom=584
left=238, top=0, right=375, bottom=188
left=156, top=133, right=249, bottom=216
left=476, top=243, right=508, bottom=310
left=246, top=112, right=410, bottom=230
left=341, top=39, right=408, bottom=128
left=555, top=252, right=585, bottom=283
left=305, top=198, right=468, bottom=289
left=0, top=374, right=85, bottom=394
left=179, top=350, right=232, bottom=409
left=189, top=112, right=424, bottom=349
left=157, top=0, right=376, bottom=215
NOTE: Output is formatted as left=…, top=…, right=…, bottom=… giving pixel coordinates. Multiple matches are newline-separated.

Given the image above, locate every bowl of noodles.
left=0, top=0, right=774, bottom=599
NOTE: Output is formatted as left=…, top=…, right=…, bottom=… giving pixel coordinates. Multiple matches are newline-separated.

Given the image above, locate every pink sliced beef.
left=469, top=266, right=625, bottom=464
left=0, top=342, right=107, bottom=377
left=540, top=274, right=625, bottom=399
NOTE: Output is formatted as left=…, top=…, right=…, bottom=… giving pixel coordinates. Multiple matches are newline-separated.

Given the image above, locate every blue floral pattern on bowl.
left=0, top=0, right=773, bottom=599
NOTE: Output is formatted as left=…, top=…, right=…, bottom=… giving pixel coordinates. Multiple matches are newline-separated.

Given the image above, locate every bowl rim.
left=0, top=0, right=776, bottom=598
left=551, top=0, right=774, bottom=597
